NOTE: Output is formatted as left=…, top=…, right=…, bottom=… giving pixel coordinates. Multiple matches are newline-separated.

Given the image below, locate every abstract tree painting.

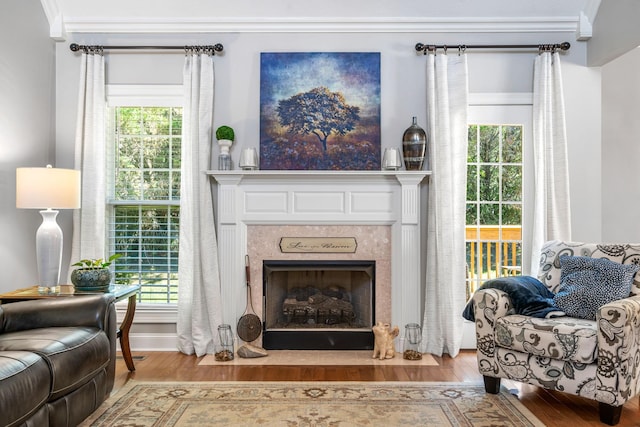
left=260, top=52, right=381, bottom=170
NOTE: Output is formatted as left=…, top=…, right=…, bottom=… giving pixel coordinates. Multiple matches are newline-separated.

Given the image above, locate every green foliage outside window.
left=466, top=124, right=523, bottom=293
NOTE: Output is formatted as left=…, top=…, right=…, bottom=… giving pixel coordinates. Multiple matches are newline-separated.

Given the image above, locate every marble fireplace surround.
left=208, top=171, right=430, bottom=348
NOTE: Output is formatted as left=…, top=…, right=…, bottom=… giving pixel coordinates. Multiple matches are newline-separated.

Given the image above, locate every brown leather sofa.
left=0, top=293, right=117, bottom=426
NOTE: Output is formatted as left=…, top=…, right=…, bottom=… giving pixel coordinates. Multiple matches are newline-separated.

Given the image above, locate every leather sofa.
left=0, top=293, right=117, bottom=426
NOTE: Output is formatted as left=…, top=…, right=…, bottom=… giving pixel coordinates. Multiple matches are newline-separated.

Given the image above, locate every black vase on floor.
left=402, top=117, right=428, bottom=170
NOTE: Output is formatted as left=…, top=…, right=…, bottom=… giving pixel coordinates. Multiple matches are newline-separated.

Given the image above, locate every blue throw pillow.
left=553, top=256, right=640, bottom=320
left=462, top=275, right=562, bottom=321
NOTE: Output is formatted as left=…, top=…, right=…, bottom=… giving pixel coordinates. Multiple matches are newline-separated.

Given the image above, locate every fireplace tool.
left=237, top=255, right=262, bottom=343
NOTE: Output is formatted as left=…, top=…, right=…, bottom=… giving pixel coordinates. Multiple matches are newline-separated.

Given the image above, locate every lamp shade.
left=16, top=166, right=81, bottom=209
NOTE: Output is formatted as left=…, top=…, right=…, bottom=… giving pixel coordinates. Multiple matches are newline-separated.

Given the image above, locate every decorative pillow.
left=553, top=255, right=640, bottom=320
left=462, top=275, right=563, bottom=321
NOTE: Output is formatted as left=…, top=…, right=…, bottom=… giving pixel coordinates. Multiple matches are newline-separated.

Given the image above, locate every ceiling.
left=40, top=0, right=599, bottom=40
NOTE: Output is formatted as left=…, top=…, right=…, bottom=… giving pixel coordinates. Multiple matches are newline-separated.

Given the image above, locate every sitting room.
left=2, top=0, right=640, bottom=425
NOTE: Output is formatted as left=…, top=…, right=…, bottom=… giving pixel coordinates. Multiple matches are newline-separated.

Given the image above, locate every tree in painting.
left=276, top=86, right=360, bottom=151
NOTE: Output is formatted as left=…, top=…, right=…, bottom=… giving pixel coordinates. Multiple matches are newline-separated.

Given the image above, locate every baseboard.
left=116, top=332, right=178, bottom=352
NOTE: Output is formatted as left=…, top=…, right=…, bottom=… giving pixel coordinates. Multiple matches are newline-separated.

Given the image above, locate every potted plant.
left=70, top=254, right=122, bottom=291
left=216, top=125, right=235, bottom=170
left=216, top=125, right=235, bottom=142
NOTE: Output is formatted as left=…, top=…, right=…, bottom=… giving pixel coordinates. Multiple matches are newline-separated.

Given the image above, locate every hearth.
left=262, top=260, right=375, bottom=350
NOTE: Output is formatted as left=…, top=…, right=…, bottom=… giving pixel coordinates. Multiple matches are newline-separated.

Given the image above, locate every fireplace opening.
left=262, top=260, right=375, bottom=350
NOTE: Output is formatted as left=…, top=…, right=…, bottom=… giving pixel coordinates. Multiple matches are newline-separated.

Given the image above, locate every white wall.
left=601, top=47, right=640, bottom=242
left=0, top=0, right=56, bottom=293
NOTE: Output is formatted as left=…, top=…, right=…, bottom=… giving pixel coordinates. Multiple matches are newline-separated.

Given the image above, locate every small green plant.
left=216, top=125, right=235, bottom=141
left=73, top=254, right=122, bottom=269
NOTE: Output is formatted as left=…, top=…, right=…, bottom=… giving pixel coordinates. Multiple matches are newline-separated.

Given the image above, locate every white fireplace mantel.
left=207, top=170, right=430, bottom=341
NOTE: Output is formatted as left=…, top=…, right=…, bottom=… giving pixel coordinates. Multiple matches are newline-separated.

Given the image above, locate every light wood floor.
left=114, top=350, right=640, bottom=426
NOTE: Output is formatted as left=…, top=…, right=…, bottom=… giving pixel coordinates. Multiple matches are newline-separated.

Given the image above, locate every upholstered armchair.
left=471, top=241, right=640, bottom=425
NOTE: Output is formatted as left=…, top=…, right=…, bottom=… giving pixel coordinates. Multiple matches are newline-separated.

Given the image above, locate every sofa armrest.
left=472, top=288, right=514, bottom=327
left=0, top=294, right=116, bottom=334
left=472, top=289, right=513, bottom=361
left=596, top=294, right=640, bottom=406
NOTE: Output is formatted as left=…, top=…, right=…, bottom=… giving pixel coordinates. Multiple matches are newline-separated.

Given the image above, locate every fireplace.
left=262, top=260, right=375, bottom=350
left=208, top=171, right=429, bottom=351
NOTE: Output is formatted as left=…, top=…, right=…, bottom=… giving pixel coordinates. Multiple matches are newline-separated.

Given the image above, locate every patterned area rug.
left=82, top=381, right=544, bottom=426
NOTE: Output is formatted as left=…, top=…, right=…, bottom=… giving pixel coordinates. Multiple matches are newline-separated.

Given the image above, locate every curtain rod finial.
left=69, top=43, right=80, bottom=52
left=560, top=42, right=571, bottom=51
left=415, top=43, right=425, bottom=52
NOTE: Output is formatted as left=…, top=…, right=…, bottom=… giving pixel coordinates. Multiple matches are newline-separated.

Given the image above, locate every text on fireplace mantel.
left=279, top=237, right=358, bottom=253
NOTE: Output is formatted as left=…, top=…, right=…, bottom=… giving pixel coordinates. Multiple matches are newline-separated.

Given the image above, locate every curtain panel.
left=176, top=53, right=223, bottom=356
left=70, top=52, right=107, bottom=270
left=528, top=51, right=572, bottom=276
left=421, top=52, right=469, bottom=357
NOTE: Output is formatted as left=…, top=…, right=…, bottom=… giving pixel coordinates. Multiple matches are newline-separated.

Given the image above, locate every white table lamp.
left=16, top=165, right=81, bottom=293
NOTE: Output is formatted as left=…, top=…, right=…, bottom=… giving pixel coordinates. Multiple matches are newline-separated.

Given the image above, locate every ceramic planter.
left=70, top=268, right=112, bottom=291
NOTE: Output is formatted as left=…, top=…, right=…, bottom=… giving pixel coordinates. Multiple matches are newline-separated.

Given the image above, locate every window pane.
left=112, top=205, right=180, bottom=304
left=115, top=171, right=142, bottom=200
left=466, top=203, right=477, bottom=225
left=172, top=137, right=181, bottom=169
left=143, top=107, right=170, bottom=135
left=143, top=171, right=171, bottom=199
left=117, top=137, right=142, bottom=169
left=502, top=204, right=522, bottom=226
left=501, top=165, right=522, bottom=201
left=146, top=137, right=171, bottom=169
left=478, top=125, right=500, bottom=163
left=479, top=203, right=500, bottom=225
left=467, top=125, right=478, bottom=162
left=118, top=107, right=142, bottom=135
left=466, top=165, right=477, bottom=201
left=171, top=108, right=183, bottom=135
left=479, top=165, right=499, bottom=201
left=502, top=125, right=522, bottom=163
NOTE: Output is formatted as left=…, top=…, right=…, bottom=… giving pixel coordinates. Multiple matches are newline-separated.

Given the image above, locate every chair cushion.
left=495, top=314, right=598, bottom=364
left=0, top=326, right=110, bottom=401
left=0, top=351, right=51, bottom=427
left=553, top=255, right=640, bottom=320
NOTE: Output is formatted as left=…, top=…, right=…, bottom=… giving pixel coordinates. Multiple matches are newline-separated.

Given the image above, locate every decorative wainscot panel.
left=259, top=53, right=381, bottom=170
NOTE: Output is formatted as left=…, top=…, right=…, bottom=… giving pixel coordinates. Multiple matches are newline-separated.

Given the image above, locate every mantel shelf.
left=207, top=170, right=431, bottom=185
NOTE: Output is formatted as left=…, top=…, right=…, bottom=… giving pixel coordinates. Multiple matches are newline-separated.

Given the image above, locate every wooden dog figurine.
left=372, top=322, right=400, bottom=360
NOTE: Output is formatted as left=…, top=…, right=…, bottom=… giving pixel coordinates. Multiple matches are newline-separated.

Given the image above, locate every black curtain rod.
left=415, top=42, right=570, bottom=53
left=69, top=43, right=223, bottom=53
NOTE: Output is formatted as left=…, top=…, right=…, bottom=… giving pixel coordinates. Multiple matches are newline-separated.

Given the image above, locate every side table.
left=0, top=284, right=141, bottom=371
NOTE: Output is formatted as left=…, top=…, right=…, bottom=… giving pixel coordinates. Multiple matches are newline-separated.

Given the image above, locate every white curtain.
left=176, top=52, right=223, bottom=356
left=528, top=51, right=571, bottom=276
left=70, top=51, right=106, bottom=268
left=421, top=51, right=469, bottom=358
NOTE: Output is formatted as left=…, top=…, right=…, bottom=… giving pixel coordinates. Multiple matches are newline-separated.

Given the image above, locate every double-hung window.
left=106, top=85, right=183, bottom=307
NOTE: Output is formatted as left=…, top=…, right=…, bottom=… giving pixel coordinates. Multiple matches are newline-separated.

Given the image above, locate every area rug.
left=198, top=350, right=439, bottom=366
left=81, top=381, right=544, bottom=426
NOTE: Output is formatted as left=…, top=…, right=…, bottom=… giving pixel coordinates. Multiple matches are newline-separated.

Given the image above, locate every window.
left=465, top=96, right=532, bottom=297
left=106, top=86, right=183, bottom=305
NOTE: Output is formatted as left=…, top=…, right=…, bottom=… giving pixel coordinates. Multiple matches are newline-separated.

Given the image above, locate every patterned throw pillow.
left=554, top=255, right=640, bottom=320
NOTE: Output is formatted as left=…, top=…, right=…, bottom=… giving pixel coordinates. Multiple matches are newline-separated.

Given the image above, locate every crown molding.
left=40, top=0, right=66, bottom=40
left=60, top=16, right=579, bottom=36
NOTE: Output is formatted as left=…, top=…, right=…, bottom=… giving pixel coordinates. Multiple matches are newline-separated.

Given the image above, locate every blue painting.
left=260, top=52, right=381, bottom=170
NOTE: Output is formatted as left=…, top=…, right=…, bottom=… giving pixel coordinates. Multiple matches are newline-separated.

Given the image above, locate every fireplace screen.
left=262, top=260, right=375, bottom=349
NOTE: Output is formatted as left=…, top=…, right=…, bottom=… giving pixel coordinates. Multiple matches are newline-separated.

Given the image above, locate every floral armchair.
left=472, top=241, right=640, bottom=425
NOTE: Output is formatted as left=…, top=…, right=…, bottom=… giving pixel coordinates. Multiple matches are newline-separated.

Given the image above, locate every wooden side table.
left=0, top=284, right=141, bottom=371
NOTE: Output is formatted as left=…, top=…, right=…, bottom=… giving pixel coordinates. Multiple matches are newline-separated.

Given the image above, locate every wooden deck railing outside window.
left=466, top=225, right=522, bottom=299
